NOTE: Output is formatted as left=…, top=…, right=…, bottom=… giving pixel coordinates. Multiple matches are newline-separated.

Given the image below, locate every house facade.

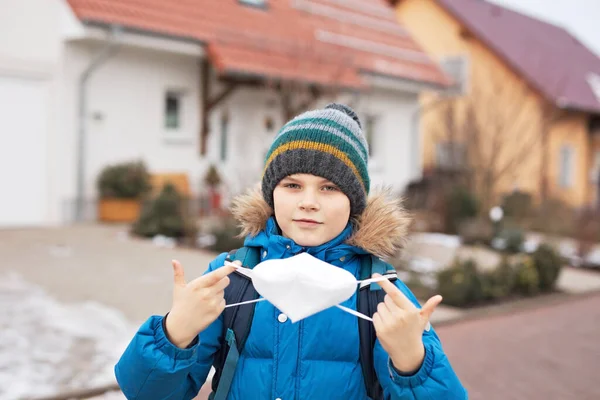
left=391, top=0, right=600, bottom=209
left=0, top=0, right=449, bottom=227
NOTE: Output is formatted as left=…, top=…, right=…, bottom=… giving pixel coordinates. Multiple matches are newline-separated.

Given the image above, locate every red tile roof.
left=395, top=0, right=600, bottom=114
left=67, top=0, right=450, bottom=89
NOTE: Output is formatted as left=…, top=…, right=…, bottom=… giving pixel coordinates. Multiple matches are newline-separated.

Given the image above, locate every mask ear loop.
left=335, top=305, right=374, bottom=321
left=336, top=276, right=432, bottom=331
left=335, top=275, right=392, bottom=322
left=223, top=261, right=267, bottom=309
left=225, top=298, right=266, bottom=309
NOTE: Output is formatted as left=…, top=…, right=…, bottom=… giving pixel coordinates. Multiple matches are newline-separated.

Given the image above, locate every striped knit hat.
left=262, top=103, right=370, bottom=216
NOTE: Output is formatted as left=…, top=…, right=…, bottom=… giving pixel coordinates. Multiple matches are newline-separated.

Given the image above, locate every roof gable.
left=67, top=0, right=450, bottom=88
left=431, top=0, right=600, bottom=114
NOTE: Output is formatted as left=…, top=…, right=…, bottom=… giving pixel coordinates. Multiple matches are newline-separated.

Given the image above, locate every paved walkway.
left=0, top=224, right=218, bottom=325
left=0, top=224, right=219, bottom=399
left=437, top=292, right=600, bottom=400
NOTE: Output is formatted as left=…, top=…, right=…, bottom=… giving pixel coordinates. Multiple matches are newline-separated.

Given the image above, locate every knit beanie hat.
left=262, top=103, right=370, bottom=216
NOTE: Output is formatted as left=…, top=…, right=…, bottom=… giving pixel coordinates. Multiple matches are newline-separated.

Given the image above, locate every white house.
left=0, top=0, right=449, bottom=227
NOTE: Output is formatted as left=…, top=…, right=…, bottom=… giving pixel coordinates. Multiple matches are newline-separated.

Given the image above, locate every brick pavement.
left=437, top=292, right=600, bottom=400
left=195, top=294, right=600, bottom=399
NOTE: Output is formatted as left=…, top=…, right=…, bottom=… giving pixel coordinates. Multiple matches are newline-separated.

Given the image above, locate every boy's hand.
left=372, top=274, right=443, bottom=374
left=164, top=260, right=238, bottom=348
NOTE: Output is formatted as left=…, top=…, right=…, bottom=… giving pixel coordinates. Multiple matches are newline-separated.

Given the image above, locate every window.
left=165, top=91, right=182, bottom=130
left=439, top=55, right=470, bottom=96
left=220, top=111, right=229, bottom=162
left=558, top=145, right=575, bottom=188
left=364, top=115, right=377, bottom=156
left=435, top=141, right=466, bottom=169
left=239, top=0, right=267, bottom=8
left=590, top=151, right=600, bottom=182
left=265, top=116, right=275, bottom=132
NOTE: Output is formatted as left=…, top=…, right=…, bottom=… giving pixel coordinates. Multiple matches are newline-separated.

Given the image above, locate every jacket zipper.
left=294, top=247, right=306, bottom=399
left=295, top=319, right=303, bottom=399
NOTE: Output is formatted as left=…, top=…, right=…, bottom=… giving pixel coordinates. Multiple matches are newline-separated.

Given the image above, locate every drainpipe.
left=75, top=24, right=122, bottom=222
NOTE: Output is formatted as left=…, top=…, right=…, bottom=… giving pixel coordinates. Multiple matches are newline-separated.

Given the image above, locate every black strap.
left=357, top=255, right=387, bottom=400
left=210, top=248, right=260, bottom=395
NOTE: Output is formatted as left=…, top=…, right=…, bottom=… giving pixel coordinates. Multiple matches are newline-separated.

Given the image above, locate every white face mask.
left=224, top=252, right=391, bottom=323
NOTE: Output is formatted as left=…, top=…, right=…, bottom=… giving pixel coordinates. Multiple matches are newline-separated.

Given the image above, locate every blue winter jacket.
left=115, top=189, right=467, bottom=400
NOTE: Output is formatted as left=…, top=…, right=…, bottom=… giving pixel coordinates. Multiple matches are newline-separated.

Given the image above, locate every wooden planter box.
left=98, top=198, right=141, bottom=223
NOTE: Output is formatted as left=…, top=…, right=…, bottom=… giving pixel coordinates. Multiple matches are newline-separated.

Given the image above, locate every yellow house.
left=390, top=0, right=600, bottom=209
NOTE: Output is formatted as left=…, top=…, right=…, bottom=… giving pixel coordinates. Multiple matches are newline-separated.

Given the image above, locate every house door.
left=0, top=75, right=49, bottom=227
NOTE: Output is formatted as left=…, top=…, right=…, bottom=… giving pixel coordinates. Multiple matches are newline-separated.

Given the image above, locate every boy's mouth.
left=293, top=219, right=322, bottom=225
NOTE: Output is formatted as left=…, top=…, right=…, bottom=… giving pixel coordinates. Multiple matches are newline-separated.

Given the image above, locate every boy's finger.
left=420, top=295, right=443, bottom=321
left=373, top=274, right=416, bottom=311
left=208, top=276, right=231, bottom=294
left=196, top=265, right=237, bottom=288
left=384, top=294, right=401, bottom=315
left=372, top=312, right=383, bottom=332
left=172, top=260, right=186, bottom=286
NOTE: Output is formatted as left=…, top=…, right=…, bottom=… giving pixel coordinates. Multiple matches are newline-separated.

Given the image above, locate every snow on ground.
left=409, top=233, right=462, bottom=248
left=0, top=273, right=136, bottom=400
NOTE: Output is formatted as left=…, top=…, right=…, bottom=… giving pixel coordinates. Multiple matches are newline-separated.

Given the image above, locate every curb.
left=432, top=289, right=600, bottom=329
left=24, top=383, right=121, bottom=400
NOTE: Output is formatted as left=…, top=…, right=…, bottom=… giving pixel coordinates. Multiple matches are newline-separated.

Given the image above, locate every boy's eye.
left=283, top=183, right=300, bottom=189
left=323, top=185, right=339, bottom=191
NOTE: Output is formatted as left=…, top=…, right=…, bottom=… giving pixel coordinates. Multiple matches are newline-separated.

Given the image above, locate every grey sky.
left=488, top=0, right=600, bottom=57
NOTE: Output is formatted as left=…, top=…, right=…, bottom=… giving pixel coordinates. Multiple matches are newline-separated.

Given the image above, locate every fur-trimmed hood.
left=230, top=186, right=411, bottom=260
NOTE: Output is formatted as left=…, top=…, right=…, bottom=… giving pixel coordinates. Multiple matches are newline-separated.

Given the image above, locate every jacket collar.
left=231, top=185, right=410, bottom=261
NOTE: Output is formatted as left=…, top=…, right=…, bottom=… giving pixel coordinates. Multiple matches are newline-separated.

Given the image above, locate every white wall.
left=210, top=86, right=284, bottom=197
left=61, top=42, right=204, bottom=198
left=353, top=89, right=420, bottom=194
left=0, top=0, right=63, bottom=71
left=0, top=0, right=65, bottom=227
left=58, top=39, right=285, bottom=221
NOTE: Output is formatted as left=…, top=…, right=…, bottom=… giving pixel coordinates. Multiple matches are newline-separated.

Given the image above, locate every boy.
left=115, top=103, right=466, bottom=399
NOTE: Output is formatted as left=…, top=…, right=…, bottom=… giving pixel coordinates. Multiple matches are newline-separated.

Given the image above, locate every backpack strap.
left=226, top=246, right=262, bottom=269
left=357, top=254, right=397, bottom=400
left=210, top=247, right=262, bottom=400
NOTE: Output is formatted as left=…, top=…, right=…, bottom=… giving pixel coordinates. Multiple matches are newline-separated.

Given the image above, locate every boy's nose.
left=298, top=194, right=320, bottom=211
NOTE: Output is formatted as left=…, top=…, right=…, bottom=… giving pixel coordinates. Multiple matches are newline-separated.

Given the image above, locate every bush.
left=499, top=227, right=525, bottom=254
left=435, top=243, right=563, bottom=307
left=206, top=214, right=245, bottom=253
left=204, top=164, right=222, bottom=188
left=132, top=184, right=194, bottom=239
left=501, top=191, right=533, bottom=220
left=531, top=244, right=563, bottom=292
left=483, top=257, right=515, bottom=300
left=97, top=160, right=151, bottom=199
left=513, top=255, right=539, bottom=296
left=458, top=217, right=494, bottom=245
left=436, top=258, right=485, bottom=307
left=445, top=186, right=479, bottom=234
left=436, top=247, right=563, bottom=307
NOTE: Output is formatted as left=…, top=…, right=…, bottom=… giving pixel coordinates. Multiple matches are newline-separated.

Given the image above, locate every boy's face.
left=273, top=174, right=351, bottom=247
